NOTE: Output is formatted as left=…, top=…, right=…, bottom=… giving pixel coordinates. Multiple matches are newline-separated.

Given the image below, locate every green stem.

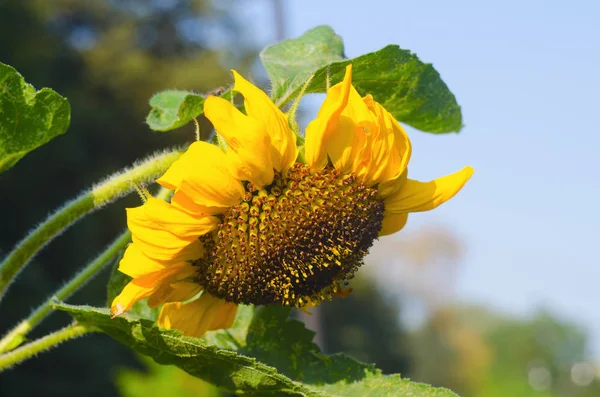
left=0, top=148, right=182, bottom=300
left=0, top=230, right=131, bottom=353
left=0, top=324, right=92, bottom=372
left=0, top=187, right=173, bottom=353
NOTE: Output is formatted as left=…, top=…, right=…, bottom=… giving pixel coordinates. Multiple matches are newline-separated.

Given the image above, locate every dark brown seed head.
left=195, top=163, right=384, bottom=307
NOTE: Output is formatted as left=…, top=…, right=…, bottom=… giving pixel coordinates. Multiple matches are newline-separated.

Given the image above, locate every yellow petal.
left=326, top=85, right=374, bottom=176
left=111, top=262, right=198, bottom=317
left=157, top=293, right=235, bottom=338
left=147, top=282, right=202, bottom=308
left=305, top=64, right=353, bottom=170
left=385, top=167, right=474, bottom=213
left=204, top=95, right=274, bottom=188
left=157, top=141, right=244, bottom=210
left=110, top=280, right=155, bottom=317
left=209, top=302, right=238, bottom=330
left=378, top=169, right=408, bottom=200
left=118, top=243, right=166, bottom=278
left=118, top=240, right=204, bottom=279
left=363, top=95, right=411, bottom=185
left=232, top=70, right=297, bottom=172
left=378, top=212, right=409, bottom=236
left=127, top=197, right=218, bottom=261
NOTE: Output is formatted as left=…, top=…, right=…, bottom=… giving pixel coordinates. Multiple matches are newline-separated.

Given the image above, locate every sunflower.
left=110, top=64, right=473, bottom=338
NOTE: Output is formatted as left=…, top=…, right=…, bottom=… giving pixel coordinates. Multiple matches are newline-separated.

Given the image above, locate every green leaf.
left=54, top=302, right=321, bottom=397
left=291, top=45, right=462, bottom=133
left=0, top=62, right=70, bottom=173
left=56, top=302, right=459, bottom=396
left=260, top=25, right=344, bottom=106
left=146, top=89, right=235, bottom=132
left=146, top=90, right=205, bottom=132
left=243, top=306, right=374, bottom=384
left=242, top=306, right=459, bottom=396
left=105, top=251, right=159, bottom=321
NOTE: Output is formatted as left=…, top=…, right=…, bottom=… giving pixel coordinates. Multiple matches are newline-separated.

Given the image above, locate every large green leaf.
left=55, top=302, right=321, bottom=397
left=55, top=302, right=459, bottom=397
left=290, top=45, right=462, bottom=133
left=260, top=25, right=344, bottom=105
left=0, top=62, right=70, bottom=173
left=262, top=26, right=462, bottom=133
left=242, top=306, right=458, bottom=396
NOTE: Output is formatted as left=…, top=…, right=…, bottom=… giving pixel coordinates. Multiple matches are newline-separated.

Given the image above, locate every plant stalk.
left=0, top=324, right=93, bottom=372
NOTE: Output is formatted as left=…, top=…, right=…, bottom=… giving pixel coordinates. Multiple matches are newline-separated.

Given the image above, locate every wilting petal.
left=379, top=212, right=409, bottom=236
left=363, top=95, right=412, bottom=185
left=232, top=70, right=297, bottom=172
left=157, top=293, right=236, bottom=338
left=385, top=167, right=474, bottom=213
left=305, top=64, right=353, bottom=170
left=326, top=85, right=374, bottom=176
left=127, top=197, right=218, bottom=261
left=157, top=141, right=244, bottom=210
left=204, top=95, right=274, bottom=188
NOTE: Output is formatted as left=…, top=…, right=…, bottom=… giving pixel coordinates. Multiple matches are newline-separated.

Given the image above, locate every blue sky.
left=240, top=0, right=600, bottom=356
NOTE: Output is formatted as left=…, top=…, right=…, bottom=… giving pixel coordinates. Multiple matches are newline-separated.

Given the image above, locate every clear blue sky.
left=240, top=0, right=600, bottom=356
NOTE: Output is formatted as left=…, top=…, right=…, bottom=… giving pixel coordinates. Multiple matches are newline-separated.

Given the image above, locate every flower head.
left=111, top=64, right=473, bottom=337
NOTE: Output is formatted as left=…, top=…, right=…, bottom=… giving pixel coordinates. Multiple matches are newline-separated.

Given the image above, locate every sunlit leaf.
left=146, top=89, right=235, bottom=132
left=260, top=25, right=344, bottom=105
left=292, top=46, right=462, bottom=133
left=262, top=26, right=462, bottom=133
left=0, top=62, right=70, bottom=173
left=145, top=90, right=205, bottom=132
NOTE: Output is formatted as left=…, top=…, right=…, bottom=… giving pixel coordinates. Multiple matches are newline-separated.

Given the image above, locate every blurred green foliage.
left=116, top=356, right=222, bottom=397
left=320, top=274, right=600, bottom=397
left=0, top=1, right=254, bottom=395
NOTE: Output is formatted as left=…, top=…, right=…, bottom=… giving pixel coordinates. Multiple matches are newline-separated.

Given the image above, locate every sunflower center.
left=195, top=163, right=384, bottom=307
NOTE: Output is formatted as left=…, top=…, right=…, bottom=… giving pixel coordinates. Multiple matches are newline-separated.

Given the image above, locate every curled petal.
left=305, top=64, right=353, bottom=170
left=204, top=95, right=274, bottom=188
left=232, top=70, right=297, bottom=172
left=157, top=141, right=244, bottom=211
left=363, top=95, right=412, bottom=185
left=385, top=167, right=474, bottom=213
left=326, top=85, right=374, bottom=176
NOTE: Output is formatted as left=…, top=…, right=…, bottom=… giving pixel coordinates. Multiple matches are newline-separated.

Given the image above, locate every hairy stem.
left=0, top=324, right=93, bottom=372
left=0, top=186, right=173, bottom=353
left=0, top=148, right=182, bottom=300
left=0, top=230, right=131, bottom=353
